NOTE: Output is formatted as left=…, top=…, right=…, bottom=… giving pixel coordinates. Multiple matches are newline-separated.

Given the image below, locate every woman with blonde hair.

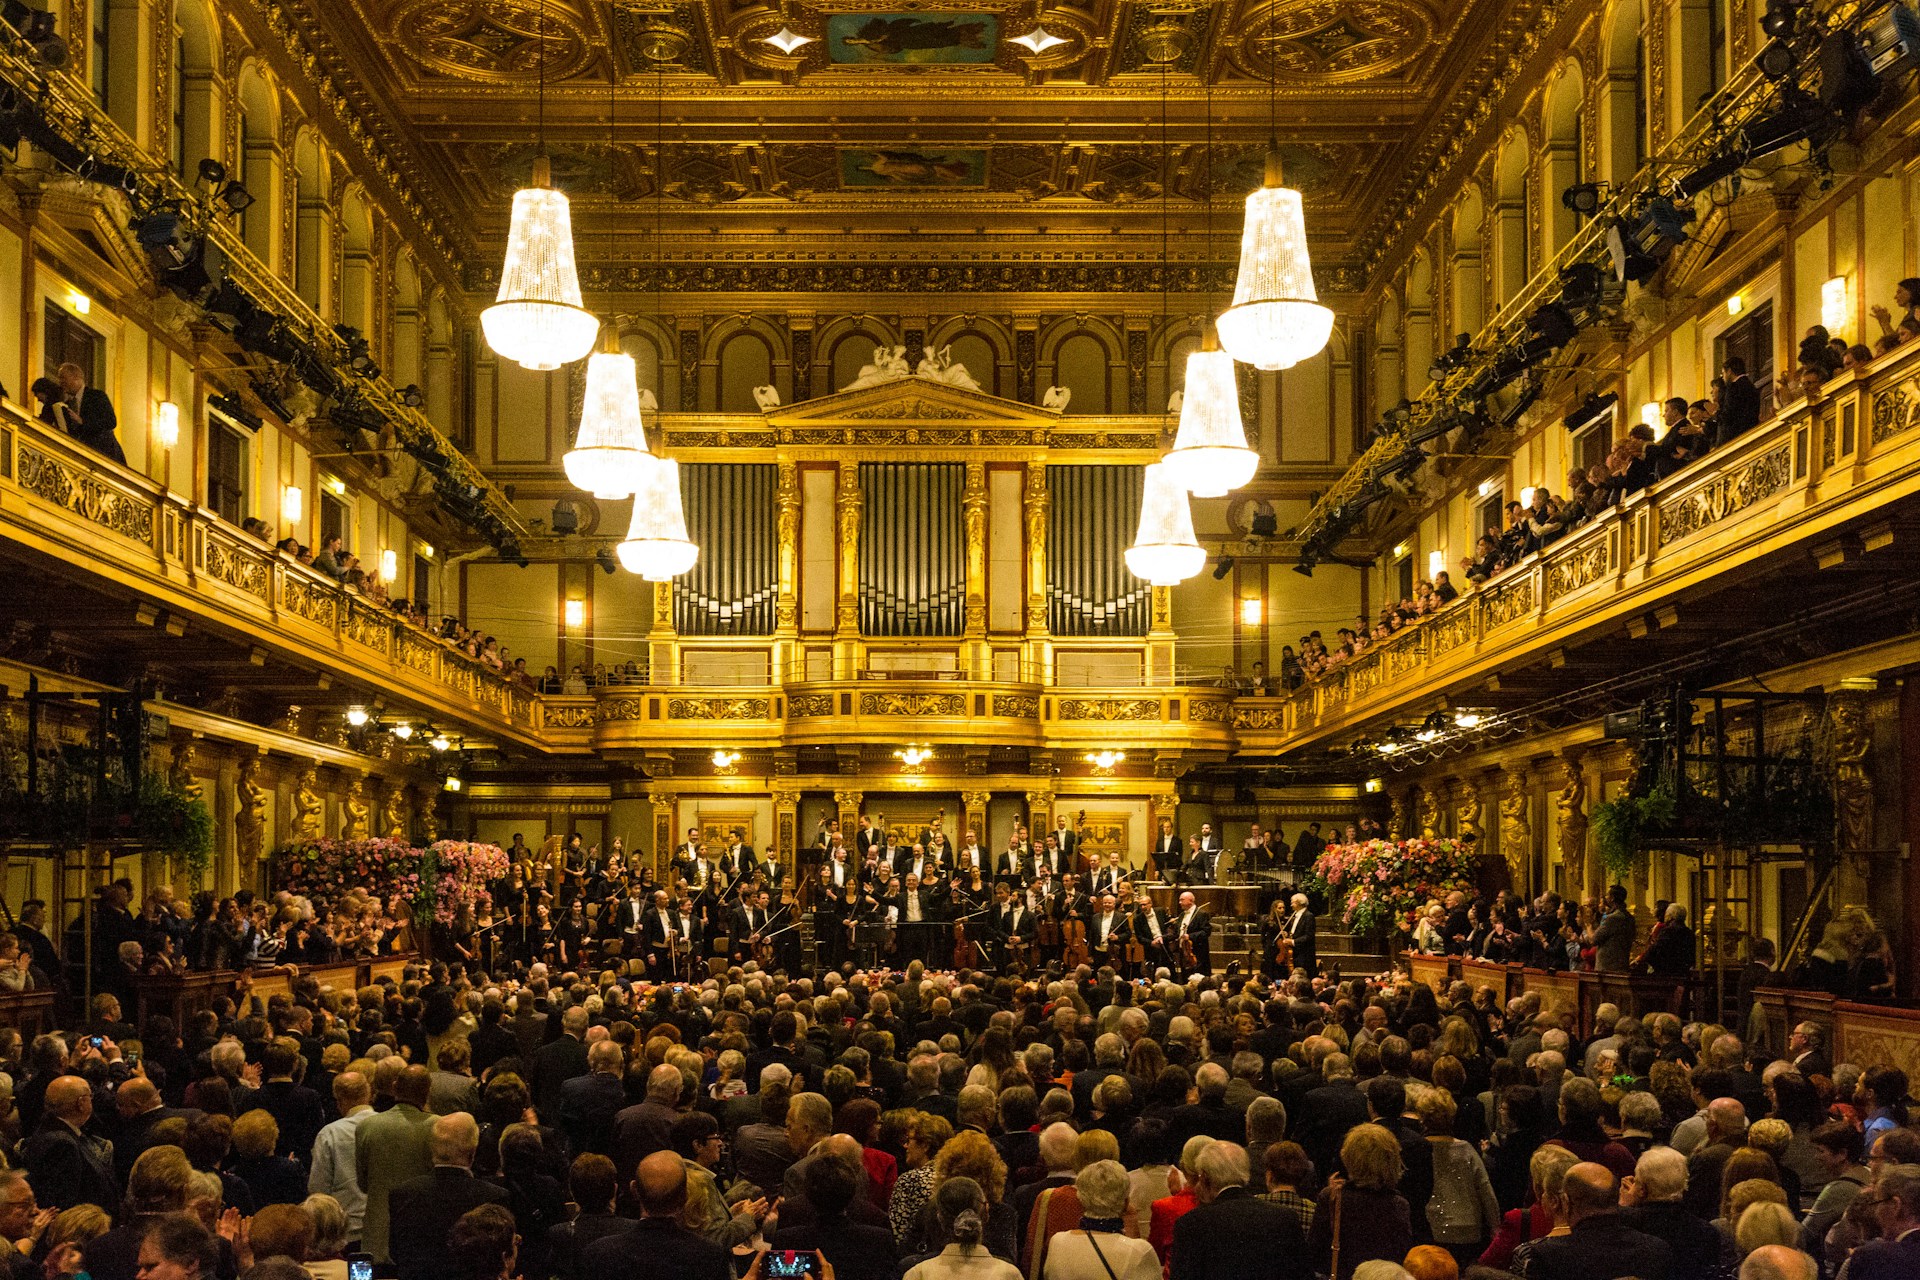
left=1309, top=1124, right=1414, bottom=1280
left=36, top=1204, right=111, bottom=1277
left=1734, top=1201, right=1800, bottom=1256
left=1043, top=1161, right=1159, bottom=1280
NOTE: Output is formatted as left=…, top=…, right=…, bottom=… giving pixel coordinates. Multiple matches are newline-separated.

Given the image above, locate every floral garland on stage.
left=1310, top=836, right=1479, bottom=938
left=274, top=837, right=507, bottom=926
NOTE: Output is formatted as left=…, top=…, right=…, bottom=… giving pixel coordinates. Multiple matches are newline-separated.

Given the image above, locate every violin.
left=952, top=905, right=972, bottom=971
left=1274, top=930, right=1295, bottom=974
left=1061, top=895, right=1089, bottom=968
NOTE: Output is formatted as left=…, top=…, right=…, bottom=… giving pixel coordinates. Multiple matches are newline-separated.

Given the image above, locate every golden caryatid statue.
left=1388, top=789, right=1407, bottom=840
left=1417, top=787, right=1441, bottom=839
left=235, top=756, right=267, bottom=863
left=1555, top=758, right=1590, bottom=898
left=1499, top=772, right=1531, bottom=894
left=418, top=785, right=440, bottom=843
left=381, top=782, right=409, bottom=840
left=168, top=741, right=202, bottom=802
left=1453, top=785, right=1483, bottom=842
left=1827, top=692, right=1873, bottom=851
left=290, top=766, right=324, bottom=842
left=342, top=775, right=370, bottom=839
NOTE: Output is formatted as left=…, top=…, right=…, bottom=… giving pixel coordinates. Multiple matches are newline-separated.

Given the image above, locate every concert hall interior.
left=6, top=0, right=1920, bottom=1139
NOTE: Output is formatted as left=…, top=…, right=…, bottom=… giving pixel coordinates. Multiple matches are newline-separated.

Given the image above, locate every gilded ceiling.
left=279, top=0, right=1552, bottom=288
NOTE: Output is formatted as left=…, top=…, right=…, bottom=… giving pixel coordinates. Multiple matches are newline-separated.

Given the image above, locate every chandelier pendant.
left=481, top=156, right=600, bottom=371
left=1163, top=330, right=1257, bottom=495
left=1125, top=461, right=1206, bottom=585
left=564, top=330, right=652, bottom=499
left=617, top=455, right=699, bottom=580
left=1216, top=148, right=1333, bottom=372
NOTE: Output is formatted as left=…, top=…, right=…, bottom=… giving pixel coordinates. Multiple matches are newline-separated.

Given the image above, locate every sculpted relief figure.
left=1499, top=774, right=1531, bottom=893
left=1041, top=385, right=1072, bottom=411
left=840, top=344, right=912, bottom=392
left=342, top=775, right=370, bottom=840
left=1417, top=787, right=1441, bottom=840
left=381, top=780, right=409, bottom=840
left=915, top=345, right=982, bottom=391
left=1555, top=760, right=1590, bottom=896
left=290, top=766, right=324, bottom=842
left=236, top=756, right=266, bottom=863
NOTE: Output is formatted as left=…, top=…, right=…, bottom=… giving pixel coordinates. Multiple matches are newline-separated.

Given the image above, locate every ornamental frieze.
left=1656, top=443, right=1793, bottom=544
left=1059, top=697, right=1159, bottom=722
left=669, top=696, right=773, bottom=720
left=857, top=691, right=966, bottom=717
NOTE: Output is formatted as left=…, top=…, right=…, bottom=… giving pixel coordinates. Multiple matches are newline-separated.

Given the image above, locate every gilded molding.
left=1656, top=442, right=1793, bottom=544
left=1059, top=697, right=1158, bottom=722
left=16, top=445, right=155, bottom=544
left=669, top=696, right=772, bottom=720
left=857, top=691, right=965, bottom=717
left=991, top=694, right=1039, bottom=719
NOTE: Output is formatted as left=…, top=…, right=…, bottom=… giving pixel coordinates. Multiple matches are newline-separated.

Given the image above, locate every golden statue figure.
left=1417, top=787, right=1441, bottom=839
left=1827, top=693, right=1873, bottom=851
left=1454, top=786, right=1483, bottom=842
left=419, top=785, right=440, bottom=843
left=236, top=756, right=267, bottom=863
left=1388, top=790, right=1407, bottom=841
left=290, top=766, right=324, bottom=842
left=342, top=775, right=370, bottom=840
left=1555, top=759, right=1589, bottom=897
left=1499, top=773, right=1531, bottom=894
left=168, top=741, right=203, bottom=802
left=381, top=782, right=408, bottom=840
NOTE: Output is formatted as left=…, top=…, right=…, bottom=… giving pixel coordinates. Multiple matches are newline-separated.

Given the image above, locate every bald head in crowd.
left=1561, top=1163, right=1618, bottom=1226
left=1739, top=1246, right=1817, bottom=1280
left=636, top=1149, right=689, bottom=1217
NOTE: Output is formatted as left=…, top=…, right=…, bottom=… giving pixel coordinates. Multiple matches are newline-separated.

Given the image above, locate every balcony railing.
left=0, top=403, right=538, bottom=742
left=1242, top=336, right=1920, bottom=751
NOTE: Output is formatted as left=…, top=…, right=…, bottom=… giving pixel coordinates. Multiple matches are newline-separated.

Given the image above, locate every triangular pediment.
left=768, top=375, right=1057, bottom=428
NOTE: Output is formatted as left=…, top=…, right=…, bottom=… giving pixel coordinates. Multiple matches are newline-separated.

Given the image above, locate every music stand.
left=852, top=924, right=891, bottom=970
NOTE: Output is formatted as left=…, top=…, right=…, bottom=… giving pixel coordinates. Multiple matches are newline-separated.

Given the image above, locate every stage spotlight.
left=1211, top=555, right=1235, bottom=581
left=399, top=383, right=425, bottom=408
left=1, top=3, right=68, bottom=65
left=550, top=498, right=579, bottom=536
left=1525, top=303, right=1580, bottom=353
left=196, top=157, right=227, bottom=187
left=1558, top=261, right=1604, bottom=309
left=1428, top=333, right=1472, bottom=382
left=1742, top=91, right=1837, bottom=160
left=1761, top=0, right=1797, bottom=39
left=1756, top=38, right=1797, bottom=80
left=1561, top=182, right=1605, bottom=215
left=596, top=547, right=618, bottom=575
left=216, top=180, right=254, bottom=214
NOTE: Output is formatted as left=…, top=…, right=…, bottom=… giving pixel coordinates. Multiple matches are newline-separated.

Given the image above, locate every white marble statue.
left=1167, top=389, right=1184, bottom=413
left=841, top=344, right=913, bottom=392
left=1042, top=384, right=1072, bottom=412
left=752, top=384, right=781, bottom=410
left=914, top=345, right=982, bottom=392
left=638, top=388, right=659, bottom=412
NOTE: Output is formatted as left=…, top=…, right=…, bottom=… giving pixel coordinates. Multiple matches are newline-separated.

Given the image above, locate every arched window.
left=1601, top=0, right=1648, bottom=184
left=235, top=68, right=281, bottom=269
left=291, top=132, right=330, bottom=312
left=947, top=333, right=997, bottom=396
left=339, top=192, right=374, bottom=339
left=1054, top=334, right=1109, bottom=414
left=1544, top=65, right=1586, bottom=260
left=718, top=332, right=773, bottom=412
left=830, top=331, right=887, bottom=391
left=1405, top=251, right=1435, bottom=392
left=173, top=0, right=218, bottom=181
left=1451, top=190, right=1486, bottom=338
left=621, top=332, right=663, bottom=409
left=1495, top=132, right=1531, bottom=307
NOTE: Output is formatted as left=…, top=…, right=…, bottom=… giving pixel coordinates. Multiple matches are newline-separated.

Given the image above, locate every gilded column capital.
left=960, top=790, right=992, bottom=810
left=647, top=788, right=676, bottom=811
left=833, top=790, right=864, bottom=810
left=770, top=787, right=801, bottom=811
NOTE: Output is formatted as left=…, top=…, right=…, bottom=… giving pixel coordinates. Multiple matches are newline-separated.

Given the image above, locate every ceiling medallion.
left=760, top=26, right=815, bottom=54
left=1234, top=0, right=1430, bottom=84
left=1009, top=24, right=1068, bottom=54
left=1135, top=19, right=1191, bottom=64
left=631, top=16, right=692, bottom=64
left=389, top=0, right=592, bottom=83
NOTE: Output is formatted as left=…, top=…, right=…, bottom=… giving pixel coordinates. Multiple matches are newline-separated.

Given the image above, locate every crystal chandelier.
left=1216, top=148, right=1333, bottom=371
left=1125, top=461, right=1205, bottom=585
left=617, top=455, right=698, bottom=580
left=1163, top=333, right=1256, bottom=495
left=481, top=156, right=599, bottom=371
left=564, top=332, right=651, bottom=499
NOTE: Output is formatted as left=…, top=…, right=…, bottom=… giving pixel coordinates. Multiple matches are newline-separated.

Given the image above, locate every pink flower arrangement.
left=274, top=836, right=508, bottom=926
left=421, top=839, right=510, bottom=925
left=1309, top=836, right=1479, bottom=938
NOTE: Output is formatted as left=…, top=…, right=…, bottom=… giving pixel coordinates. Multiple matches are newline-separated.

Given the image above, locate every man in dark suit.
left=1787, top=1022, right=1831, bottom=1081
left=584, top=1151, right=731, bottom=1280
left=254, top=1038, right=326, bottom=1160
left=388, top=1112, right=509, bottom=1280
left=38, top=363, right=123, bottom=464
left=20, top=1077, right=118, bottom=1215
left=993, top=884, right=1036, bottom=969
left=1291, top=822, right=1324, bottom=876
left=531, top=1006, right=592, bottom=1117
left=558, top=1040, right=627, bottom=1158
left=615, top=1063, right=686, bottom=1180
left=718, top=829, right=752, bottom=882
left=768, top=1146, right=899, bottom=1280
left=1170, top=1141, right=1310, bottom=1280
left=1150, top=818, right=1182, bottom=874
left=1518, top=1163, right=1672, bottom=1280
left=1281, top=894, right=1317, bottom=976
left=1168, top=1064, right=1247, bottom=1148
left=1715, top=355, right=1761, bottom=445
left=1843, top=1163, right=1920, bottom=1280
left=1191, top=823, right=1225, bottom=882
left=1296, top=1058, right=1369, bottom=1177
left=1175, top=890, right=1212, bottom=974
left=110, top=1078, right=202, bottom=1185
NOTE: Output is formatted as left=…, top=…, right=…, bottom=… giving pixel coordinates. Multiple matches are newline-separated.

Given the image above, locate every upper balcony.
left=1235, top=338, right=1920, bottom=757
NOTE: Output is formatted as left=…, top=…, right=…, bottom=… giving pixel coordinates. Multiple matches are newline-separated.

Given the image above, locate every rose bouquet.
left=1310, top=836, right=1479, bottom=938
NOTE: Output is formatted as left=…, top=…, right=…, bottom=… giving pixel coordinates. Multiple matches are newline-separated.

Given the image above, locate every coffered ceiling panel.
left=273, top=0, right=1554, bottom=285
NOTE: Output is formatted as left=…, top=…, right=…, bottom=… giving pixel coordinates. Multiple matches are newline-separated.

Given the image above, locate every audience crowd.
left=0, top=923, right=1916, bottom=1280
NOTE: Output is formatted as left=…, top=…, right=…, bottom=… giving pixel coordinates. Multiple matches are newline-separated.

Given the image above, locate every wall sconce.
left=443, top=774, right=462, bottom=792
left=153, top=401, right=179, bottom=449
left=1084, top=749, right=1126, bottom=776
left=1726, top=294, right=1744, bottom=316
left=419, top=543, right=434, bottom=560
left=1476, top=479, right=1495, bottom=498
left=1821, top=276, right=1849, bottom=336
left=324, top=474, right=346, bottom=496
left=1519, top=486, right=1536, bottom=508
left=895, top=745, right=932, bottom=772
left=711, top=749, right=741, bottom=773
left=281, top=485, right=303, bottom=524
left=1428, top=550, right=1444, bottom=578
left=64, top=288, right=90, bottom=316
left=1392, top=542, right=1408, bottom=559
left=428, top=727, right=451, bottom=751
left=379, top=549, right=398, bottom=582
left=1239, top=597, right=1263, bottom=626
left=1365, top=777, right=1383, bottom=793
left=345, top=705, right=368, bottom=727
left=392, top=722, right=414, bottom=740
left=564, top=598, right=585, bottom=629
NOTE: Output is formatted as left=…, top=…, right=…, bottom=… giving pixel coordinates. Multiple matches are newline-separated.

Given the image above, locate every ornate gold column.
left=649, top=788, right=676, bottom=881
left=342, top=773, right=370, bottom=839
left=835, top=461, right=863, bottom=678
left=1023, top=463, right=1050, bottom=683
left=962, top=789, right=991, bottom=850
left=650, top=582, right=678, bottom=686
left=963, top=461, right=988, bottom=676
left=834, top=790, right=864, bottom=842
left=1828, top=689, right=1874, bottom=905
left=1025, top=789, right=1055, bottom=843
left=772, top=786, right=800, bottom=878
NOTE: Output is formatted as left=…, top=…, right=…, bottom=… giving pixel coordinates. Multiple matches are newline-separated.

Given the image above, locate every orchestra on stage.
left=477, top=808, right=1342, bottom=982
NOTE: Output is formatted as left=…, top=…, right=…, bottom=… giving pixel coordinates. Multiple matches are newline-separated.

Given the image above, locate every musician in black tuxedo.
left=1291, top=822, right=1324, bottom=875
left=757, top=852, right=785, bottom=889
left=1283, top=893, right=1317, bottom=975
left=1052, top=816, right=1079, bottom=864
left=992, top=883, right=1037, bottom=969
left=1088, top=892, right=1131, bottom=967
left=1087, top=852, right=1126, bottom=900
left=996, top=839, right=1029, bottom=885
left=854, top=815, right=882, bottom=860
left=1174, top=890, right=1213, bottom=974
left=608, top=884, right=649, bottom=954
left=1151, top=818, right=1182, bottom=874
left=1035, top=835, right=1067, bottom=880
left=824, top=846, right=854, bottom=893
left=718, top=830, right=752, bottom=881
left=955, top=829, right=988, bottom=875
left=731, top=890, right=773, bottom=965
left=1133, top=895, right=1177, bottom=972
left=894, top=843, right=935, bottom=885
left=641, top=890, right=682, bottom=979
